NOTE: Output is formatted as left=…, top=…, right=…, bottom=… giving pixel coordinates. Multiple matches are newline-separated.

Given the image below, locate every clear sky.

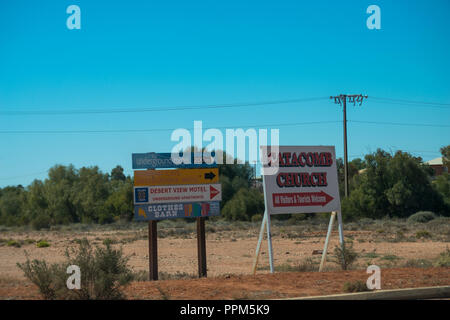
left=1, top=0, right=449, bottom=187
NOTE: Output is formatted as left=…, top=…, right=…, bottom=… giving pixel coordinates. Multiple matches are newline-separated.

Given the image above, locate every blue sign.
left=134, top=187, right=148, bottom=203
left=134, top=202, right=220, bottom=221
left=132, top=152, right=217, bottom=169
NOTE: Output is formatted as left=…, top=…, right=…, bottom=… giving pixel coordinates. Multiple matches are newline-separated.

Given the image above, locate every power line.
left=370, top=97, right=450, bottom=109
left=0, top=119, right=448, bottom=135
left=349, top=120, right=450, bottom=128
left=1, top=95, right=449, bottom=116
left=1, top=96, right=450, bottom=117
left=0, top=97, right=328, bottom=116
left=371, top=96, right=450, bottom=106
left=0, top=120, right=341, bottom=134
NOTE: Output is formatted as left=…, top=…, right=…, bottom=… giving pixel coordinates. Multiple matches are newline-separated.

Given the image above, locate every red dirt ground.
left=1, top=267, right=448, bottom=300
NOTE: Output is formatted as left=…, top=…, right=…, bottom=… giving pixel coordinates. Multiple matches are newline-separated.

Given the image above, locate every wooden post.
left=148, top=220, right=158, bottom=281
left=197, top=217, right=207, bottom=278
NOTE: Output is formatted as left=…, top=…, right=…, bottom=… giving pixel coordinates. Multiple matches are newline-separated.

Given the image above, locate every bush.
left=221, top=188, right=264, bottom=221
left=343, top=280, right=370, bottom=293
left=434, top=247, right=450, bottom=267
left=332, top=243, right=358, bottom=270
left=408, top=211, right=437, bottom=223
left=17, top=254, right=67, bottom=299
left=36, top=240, right=50, bottom=248
left=251, top=214, right=262, bottom=222
left=32, top=214, right=51, bottom=230
left=7, top=239, right=22, bottom=248
left=415, top=230, right=432, bottom=239
left=63, top=239, right=133, bottom=299
left=297, top=257, right=318, bottom=272
left=17, top=239, right=133, bottom=299
left=341, top=150, right=448, bottom=220
left=403, top=259, right=433, bottom=268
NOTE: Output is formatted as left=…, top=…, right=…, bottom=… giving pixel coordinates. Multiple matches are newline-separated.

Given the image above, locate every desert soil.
left=0, top=226, right=449, bottom=299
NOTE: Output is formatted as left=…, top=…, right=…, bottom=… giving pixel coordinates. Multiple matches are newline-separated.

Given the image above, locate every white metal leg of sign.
left=337, top=210, right=345, bottom=247
left=319, top=211, right=336, bottom=272
left=252, top=211, right=267, bottom=275
left=266, top=211, right=274, bottom=273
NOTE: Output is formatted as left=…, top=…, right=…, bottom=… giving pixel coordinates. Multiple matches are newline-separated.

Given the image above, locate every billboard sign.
left=134, top=184, right=222, bottom=205
left=134, top=202, right=221, bottom=221
left=134, top=168, right=219, bottom=186
left=260, top=145, right=341, bottom=214
left=132, top=152, right=217, bottom=170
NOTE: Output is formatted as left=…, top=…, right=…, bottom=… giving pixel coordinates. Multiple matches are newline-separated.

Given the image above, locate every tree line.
left=0, top=147, right=448, bottom=228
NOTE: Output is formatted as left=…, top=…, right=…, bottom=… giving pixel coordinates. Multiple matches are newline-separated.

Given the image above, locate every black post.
left=149, top=220, right=158, bottom=280
left=196, top=217, right=207, bottom=278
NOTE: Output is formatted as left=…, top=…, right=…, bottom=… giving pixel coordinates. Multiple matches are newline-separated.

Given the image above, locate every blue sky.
left=0, top=0, right=449, bottom=187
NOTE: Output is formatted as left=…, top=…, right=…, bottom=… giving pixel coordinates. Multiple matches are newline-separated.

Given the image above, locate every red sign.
left=210, top=185, right=220, bottom=199
left=272, top=191, right=334, bottom=207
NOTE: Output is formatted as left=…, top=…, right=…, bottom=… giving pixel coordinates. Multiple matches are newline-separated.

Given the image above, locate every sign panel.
left=132, top=152, right=217, bottom=169
left=261, top=145, right=341, bottom=214
left=134, top=202, right=221, bottom=221
left=134, top=184, right=222, bottom=204
left=134, top=168, right=219, bottom=186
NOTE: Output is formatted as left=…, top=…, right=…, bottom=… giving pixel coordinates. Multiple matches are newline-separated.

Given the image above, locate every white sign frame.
left=253, top=146, right=345, bottom=274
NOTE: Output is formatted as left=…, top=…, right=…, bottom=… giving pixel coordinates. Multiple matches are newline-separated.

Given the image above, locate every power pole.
left=330, top=94, right=368, bottom=197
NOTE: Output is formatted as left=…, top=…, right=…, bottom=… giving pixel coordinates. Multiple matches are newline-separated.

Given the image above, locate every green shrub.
left=31, top=214, right=51, bottom=230
left=17, top=254, right=67, bottom=299
left=221, top=188, right=264, bottom=221
left=403, top=259, right=433, bottom=268
left=36, top=240, right=50, bottom=248
left=251, top=214, right=262, bottom=222
left=70, top=240, right=133, bottom=299
left=343, top=280, right=370, bottom=293
left=288, top=213, right=309, bottom=223
left=131, top=270, right=148, bottom=282
left=408, top=211, right=437, bottom=223
left=7, top=240, right=22, bottom=248
left=18, top=239, right=134, bottom=300
left=102, top=238, right=118, bottom=246
left=332, top=243, right=358, bottom=270
left=296, top=257, right=318, bottom=272
left=380, top=254, right=400, bottom=261
left=415, top=230, right=432, bottom=239
left=434, top=247, right=450, bottom=267
left=24, top=239, right=36, bottom=245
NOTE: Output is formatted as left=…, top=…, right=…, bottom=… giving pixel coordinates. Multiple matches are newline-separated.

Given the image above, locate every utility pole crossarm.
left=330, top=94, right=368, bottom=198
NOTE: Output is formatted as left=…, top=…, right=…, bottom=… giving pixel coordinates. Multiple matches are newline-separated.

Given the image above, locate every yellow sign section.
left=134, top=168, right=219, bottom=186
